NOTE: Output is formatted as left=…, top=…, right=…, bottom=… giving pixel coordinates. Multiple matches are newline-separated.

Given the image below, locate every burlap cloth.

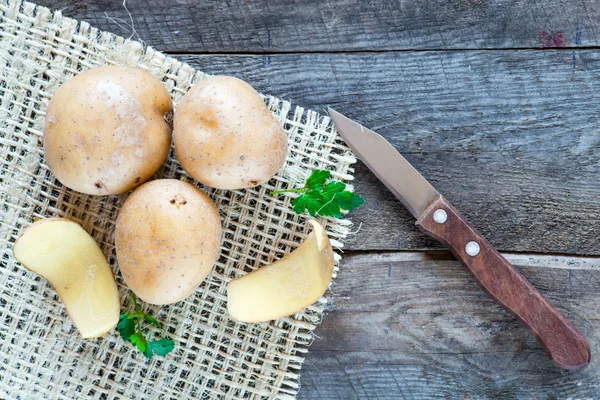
left=0, top=1, right=358, bottom=398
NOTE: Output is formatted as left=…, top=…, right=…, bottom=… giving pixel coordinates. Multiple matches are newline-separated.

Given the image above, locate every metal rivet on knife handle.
left=433, top=209, right=447, bottom=223
left=465, top=241, right=480, bottom=256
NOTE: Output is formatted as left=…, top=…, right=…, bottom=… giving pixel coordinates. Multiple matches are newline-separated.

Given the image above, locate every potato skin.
left=44, top=65, right=173, bottom=195
left=115, top=179, right=221, bottom=305
left=173, top=76, right=288, bottom=190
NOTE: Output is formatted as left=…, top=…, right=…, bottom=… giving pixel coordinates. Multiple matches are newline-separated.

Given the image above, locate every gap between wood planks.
left=340, top=250, right=600, bottom=270
left=164, top=46, right=600, bottom=55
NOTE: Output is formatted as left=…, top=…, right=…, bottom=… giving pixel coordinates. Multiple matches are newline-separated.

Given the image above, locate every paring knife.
left=328, top=108, right=591, bottom=370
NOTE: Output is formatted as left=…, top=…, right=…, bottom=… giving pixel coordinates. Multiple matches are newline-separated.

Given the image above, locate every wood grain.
left=35, top=0, right=600, bottom=52
left=298, top=251, right=600, bottom=399
left=417, top=195, right=590, bottom=369
left=176, top=50, right=600, bottom=254
left=298, top=349, right=600, bottom=399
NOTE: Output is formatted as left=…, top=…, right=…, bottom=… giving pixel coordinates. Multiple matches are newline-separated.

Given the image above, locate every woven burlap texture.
left=0, top=1, right=358, bottom=398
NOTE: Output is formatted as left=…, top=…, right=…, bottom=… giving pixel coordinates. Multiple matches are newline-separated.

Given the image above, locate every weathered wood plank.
left=312, top=252, right=599, bottom=352
left=36, top=0, right=600, bottom=52
left=298, top=251, right=600, bottom=399
left=176, top=50, right=600, bottom=254
left=298, top=350, right=600, bottom=399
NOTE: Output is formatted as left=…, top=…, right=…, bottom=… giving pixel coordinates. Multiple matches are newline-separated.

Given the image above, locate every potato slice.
left=13, top=218, right=120, bottom=338
left=227, top=220, right=335, bottom=323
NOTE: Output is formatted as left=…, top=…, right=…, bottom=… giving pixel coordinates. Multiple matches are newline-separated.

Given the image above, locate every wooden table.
left=39, top=1, right=600, bottom=398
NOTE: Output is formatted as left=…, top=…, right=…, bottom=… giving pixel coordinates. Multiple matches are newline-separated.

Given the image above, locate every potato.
left=227, top=220, right=335, bottom=323
left=115, top=179, right=222, bottom=305
left=44, top=65, right=173, bottom=195
left=13, top=218, right=120, bottom=338
left=173, top=75, right=288, bottom=190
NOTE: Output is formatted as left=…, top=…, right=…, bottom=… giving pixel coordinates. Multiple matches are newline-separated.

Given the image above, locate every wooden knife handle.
left=416, top=195, right=591, bottom=370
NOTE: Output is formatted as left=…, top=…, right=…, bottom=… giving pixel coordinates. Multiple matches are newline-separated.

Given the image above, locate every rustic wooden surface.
left=175, top=50, right=600, bottom=254
left=36, top=0, right=600, bottom=52
left=303, top=252, right=600, bottom=399
left=36, top=1, right=600, bottom=398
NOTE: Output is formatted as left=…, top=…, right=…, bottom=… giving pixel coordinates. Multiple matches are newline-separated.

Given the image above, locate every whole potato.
left=44, top=65, right=173, bottom=195
left=115, top=179, right=221, bottom=305
left=173, top=76, right=288, bottom=190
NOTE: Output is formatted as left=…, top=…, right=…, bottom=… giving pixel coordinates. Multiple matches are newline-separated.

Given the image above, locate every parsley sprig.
left=116, top=292, right=174, bottom=358
left=271, top=170, right=364, bottom=218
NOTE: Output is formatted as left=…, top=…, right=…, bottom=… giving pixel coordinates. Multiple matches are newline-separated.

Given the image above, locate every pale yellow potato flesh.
left=227, top=220, right=334, bottom=323
left=13, top=218, right=120, bottom=338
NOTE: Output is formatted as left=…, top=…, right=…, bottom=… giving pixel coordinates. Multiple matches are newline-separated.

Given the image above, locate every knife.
left=328, top=108, right=591, bottom=370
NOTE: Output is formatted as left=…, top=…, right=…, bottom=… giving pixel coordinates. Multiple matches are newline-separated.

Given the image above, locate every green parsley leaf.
left=117, top=314, right=135, bottom=340
left=304, top=170, right=331, bottom=190
left=292, top=193, right=308, bottom=214
left=292, top=192, right=324, bottom=216
left=146, top=339, right=175, bottom=357
left=304, top=191, right=326, bottom=216
left=143, top=347, right=154, bottom=358
left=321, top=181, right=346, bottom=196
left=335, top=191, right=365, bottom=211
left=130, top=332, right=148, bottom=354
left=276, top=169, right=364, bottom=218
left=116, top=292, right=175, bottom=359
left=317, top=201, right=342, bottom=218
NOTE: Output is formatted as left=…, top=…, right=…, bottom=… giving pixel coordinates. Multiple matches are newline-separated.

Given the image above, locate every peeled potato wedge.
left=227, top=220, right=335, bottom=323
left=13, top=218, right=120, bottom=338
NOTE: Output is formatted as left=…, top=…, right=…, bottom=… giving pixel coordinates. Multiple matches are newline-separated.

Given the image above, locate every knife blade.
left=328, top=108, right=591, bottom=370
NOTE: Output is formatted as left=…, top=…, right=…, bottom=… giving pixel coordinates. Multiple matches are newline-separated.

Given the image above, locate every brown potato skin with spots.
left=44, top=65, right=173, bottom=195
left=115, top=179, right=222, bottom=305
left=173, top=75, right=288, bottom=190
